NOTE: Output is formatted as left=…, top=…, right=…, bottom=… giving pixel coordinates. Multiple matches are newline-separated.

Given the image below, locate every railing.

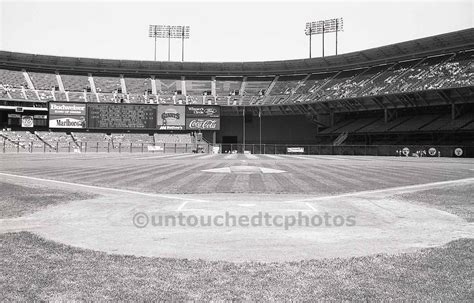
left=219, top=143, right=469, bottom=157
left=1, top=140, right=470, bottom=157
left=1, top=140, right=213, bottom=154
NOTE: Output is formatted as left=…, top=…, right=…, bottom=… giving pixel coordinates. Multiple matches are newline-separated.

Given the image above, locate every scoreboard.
left=48, top=102, right=220, bottom=131
left=87, top=104, right=156, bottom=129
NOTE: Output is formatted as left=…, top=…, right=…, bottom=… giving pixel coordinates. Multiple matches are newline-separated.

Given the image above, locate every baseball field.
left=1, top=152, right=473, bottom=300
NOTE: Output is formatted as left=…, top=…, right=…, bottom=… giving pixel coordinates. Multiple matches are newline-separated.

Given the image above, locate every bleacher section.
left=125, top=77, right=152, bottom=94
left=243, top=77, right=273, bottom=95
left=28, top=71, right=58, bottom=90
left=155, top=78, right=181, bottom=94
left=269, top=75, right=305, bottom=95
left=93, top=75, right=122, bottom=93
left=61, top=74, right=90, bottom=91
left=0, top=69, right=26, bottom=87
left=0, top=48, right=471, bottom=105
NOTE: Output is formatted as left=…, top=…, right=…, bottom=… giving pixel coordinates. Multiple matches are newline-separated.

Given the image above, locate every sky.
left=0, top=0, right=472, bottom=62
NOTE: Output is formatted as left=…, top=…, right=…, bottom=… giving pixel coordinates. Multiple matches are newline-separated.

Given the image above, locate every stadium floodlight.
left=148, top=25, right=191, bottom=61
left=305, top=17, right=343, bottom=58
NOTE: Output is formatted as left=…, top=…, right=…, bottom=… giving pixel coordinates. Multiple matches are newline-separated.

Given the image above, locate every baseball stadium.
left=1, top=2, right=473, bottom=300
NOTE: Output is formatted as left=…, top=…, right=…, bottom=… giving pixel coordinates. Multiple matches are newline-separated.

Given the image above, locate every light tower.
left=305, top=18, right=343, bottom=58
left=149, top=25, right=190, bottom=61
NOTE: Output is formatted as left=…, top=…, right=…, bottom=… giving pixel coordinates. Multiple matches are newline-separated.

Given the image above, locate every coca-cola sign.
left=185, top=105, right=220, bottom=118
left=185, top=118, right=220, bottom=130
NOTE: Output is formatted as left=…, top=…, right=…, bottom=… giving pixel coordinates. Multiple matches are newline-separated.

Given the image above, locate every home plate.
left=202, top=166, right=286, bottom=174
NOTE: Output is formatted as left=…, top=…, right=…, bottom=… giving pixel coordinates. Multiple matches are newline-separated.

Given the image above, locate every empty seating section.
left=270, top=75, right=305, bottom=95
left=28, top=71, right=58, bottom=90
left=2, top=130, right=38, bottom=142
left=8, top=88, right=25, bottom=99
left=356, top=118, right=386, bottom=133
left=187, top=95, right=202, bottom=104
left=156, top=78, right=181, bottom=94
left=128, top=94, right=147, bottom=103
left=421, top=51, right=473, bottom=90
left=61, top=74, right=90, bottom=91
left=93, top=76, right=121, bottom=93
left=330, top=114, right=474, bottom=134
left=68, top=91, right=86, bottom=102
left=389, top=115, right=440, bottom=132
left=384, top=56, right=452, bottom=94
left=334, top=118, right=379, bottom=133
left=86, top=93, right=98, bottom=102
left=420, top=115, right=452, bottom=131
left=294, top=73, right=336, bottom=100
left=462, top=121, right=474, bottom=130
left=125, top=78, right=152, bottom=94
left=0, top=69, right=26, bottom=87
left=321, top=69, right=367, bottom=100
left=365, top=60, right=420, bottom=96
left=345, top=65, right=392, bottom=98
left=438, top=113, right=474, bottom=130
left=36, top=131, right=72, bottom=143
left=112, top=133, right=154, bottom=144
left=319, top=119, right=356, bottom=134
left=54, top=91, right=67, bottom=101
left=215, top=77, right=242, bottom=96
left=243, top=77, right=273, bottom=95
left=0, top=50, right=472, bottom=105
left=24, top=89, right=38, bottom=100
left=73, top=132, right=110, bottom=142
left=157, top=95, right=174, bottom=104
left=37, top=90, right=54, bottom=101
left=97, top=93, right=117, bottom=103
left=185, top=78, right=211, bottom=95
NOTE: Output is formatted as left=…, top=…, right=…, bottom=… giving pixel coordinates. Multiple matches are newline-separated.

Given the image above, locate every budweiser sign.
left=186, top=118, right=220, bottom=130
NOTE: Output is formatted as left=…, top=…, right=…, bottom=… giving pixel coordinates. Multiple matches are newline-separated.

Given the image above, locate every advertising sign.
left=287, top=147, right=304, bottom=153
left=49, top=116, right=86, bottom=128
left=185, top=118, right=220, bottom=130
left=21, top=116, right=34, bottom=128
left=157, top=105, right=186, bottom=130
left=49, top=103, right=86, bottom=116
left=49, top=102, right=87, bottom=129
left=185, top=105, right=220, bottom=118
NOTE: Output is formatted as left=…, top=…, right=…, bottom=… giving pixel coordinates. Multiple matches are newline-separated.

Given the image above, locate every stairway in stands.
left=333, top=132, right=348, bottom=146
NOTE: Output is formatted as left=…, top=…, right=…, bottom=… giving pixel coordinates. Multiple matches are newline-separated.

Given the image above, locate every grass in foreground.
left=1, top=232, right=472, bottom=301
left=396, top=184, right=474, bottom=222
left=0, top=182, right=96, bottom=219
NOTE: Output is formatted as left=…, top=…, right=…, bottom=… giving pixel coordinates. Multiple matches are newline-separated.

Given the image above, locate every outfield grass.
left=1, top=232, right=472, bottom=301
left=0, top=182, right=96, bottom=219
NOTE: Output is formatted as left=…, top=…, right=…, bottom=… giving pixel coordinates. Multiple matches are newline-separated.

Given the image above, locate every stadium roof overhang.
left=0, top=29, right=473, bottom=77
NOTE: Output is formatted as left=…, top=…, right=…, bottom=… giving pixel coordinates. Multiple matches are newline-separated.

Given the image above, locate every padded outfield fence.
left=1, top=140, right=470, bottom=157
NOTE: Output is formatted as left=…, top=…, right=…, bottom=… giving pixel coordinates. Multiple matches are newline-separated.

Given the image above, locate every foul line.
left=0, top=172, right=209, bottom=203
left=176, top=201, right=189, bottom=211
left=305, top=202, right=318, bottom=211
left=287, top=177, right=474, bottom=203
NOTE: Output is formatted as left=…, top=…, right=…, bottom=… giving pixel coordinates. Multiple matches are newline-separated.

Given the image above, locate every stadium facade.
left=0, top=28, right=473, bottom=156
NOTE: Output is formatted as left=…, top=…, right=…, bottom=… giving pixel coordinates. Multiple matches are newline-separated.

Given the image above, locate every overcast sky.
left=0, top=0, right=472, bottom=62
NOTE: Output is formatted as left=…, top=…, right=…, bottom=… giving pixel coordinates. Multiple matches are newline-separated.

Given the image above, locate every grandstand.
left=0, top=28, right=472, bottom=156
